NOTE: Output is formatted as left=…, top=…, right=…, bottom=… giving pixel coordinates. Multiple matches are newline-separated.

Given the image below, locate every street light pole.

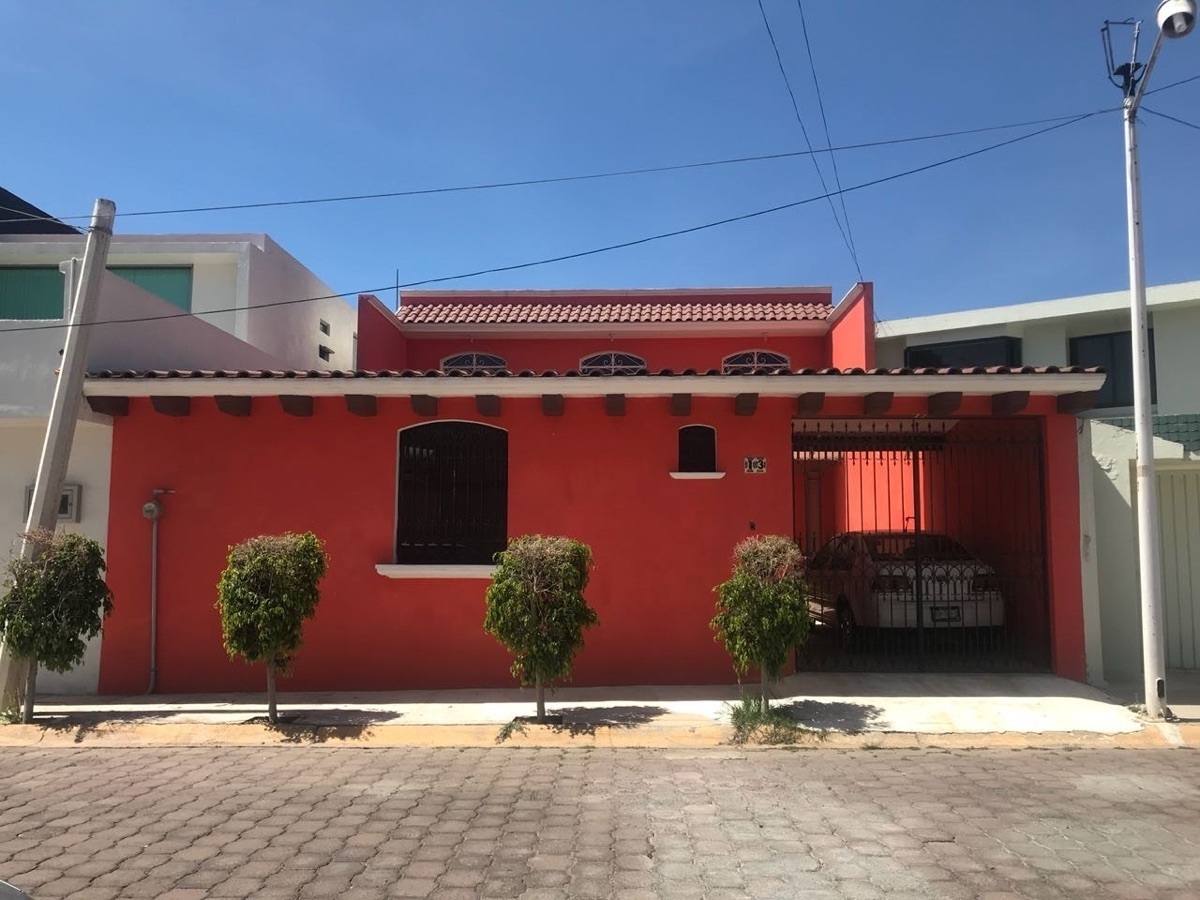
left=1122, top=53, right=1168, bottom=720
left=1106, top=0, right=1194, bottom=718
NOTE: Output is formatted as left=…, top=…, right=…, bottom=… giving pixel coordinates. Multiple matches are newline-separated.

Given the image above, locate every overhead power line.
left=0, top=112, right=1100, bottom=337
left=755, top=0, right=861, bottom=277
left=1143, top=106, right=1200, bottom=130
left=0, top=72, right=1194, bottom=230
left=1146, top=72, right=1200, bottom=94
left=795, top=0, right=861, bottom=276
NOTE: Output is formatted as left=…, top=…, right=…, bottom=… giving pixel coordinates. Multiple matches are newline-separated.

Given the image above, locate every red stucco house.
left=85, top=284, right=1104, bottom=693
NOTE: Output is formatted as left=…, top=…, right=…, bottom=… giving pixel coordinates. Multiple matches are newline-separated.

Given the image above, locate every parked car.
left=805, top=531, right=1005, bottom=649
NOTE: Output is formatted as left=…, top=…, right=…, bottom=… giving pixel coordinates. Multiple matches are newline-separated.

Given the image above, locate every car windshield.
left=863, top=533, right=974, bottom=561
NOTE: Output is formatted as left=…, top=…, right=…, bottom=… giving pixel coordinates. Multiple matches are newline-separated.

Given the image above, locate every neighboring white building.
left=0, top=232, right=357, bottom=371
left=0, top=218, right=356, bottom=694
left=878, top=280, right=1200, bottom=688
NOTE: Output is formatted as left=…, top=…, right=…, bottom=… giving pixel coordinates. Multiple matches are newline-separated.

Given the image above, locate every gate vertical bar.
left=911, top=445, right=925, bottom=664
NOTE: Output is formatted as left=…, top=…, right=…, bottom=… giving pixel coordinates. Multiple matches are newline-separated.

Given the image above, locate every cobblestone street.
left=1, top=747, right=1197, bottom=899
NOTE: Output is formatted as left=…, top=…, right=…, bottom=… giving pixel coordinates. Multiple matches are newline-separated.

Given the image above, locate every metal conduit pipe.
left=142, top=489, right=172, bottom=694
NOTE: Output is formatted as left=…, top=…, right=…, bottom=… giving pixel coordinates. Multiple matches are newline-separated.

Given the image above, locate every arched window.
left=397, top=422, right=508, bottom=564
left=579, top=352, right=648, bottom=375
left=721, top=350, right=790, bottom=374
left=678, top=425, right=717, bottom=473
left=441, top=352, right=507, bottom=374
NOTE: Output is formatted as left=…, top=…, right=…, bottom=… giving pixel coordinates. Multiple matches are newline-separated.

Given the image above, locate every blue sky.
left=2, top=1, right=1197, bottom=319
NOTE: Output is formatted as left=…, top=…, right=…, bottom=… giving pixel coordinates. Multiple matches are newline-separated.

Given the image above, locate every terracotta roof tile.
left=392, top=301, right=832, bottom=326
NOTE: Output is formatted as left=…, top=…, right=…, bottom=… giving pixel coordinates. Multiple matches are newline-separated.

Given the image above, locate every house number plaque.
left=743, top=456, right=767, bottom=474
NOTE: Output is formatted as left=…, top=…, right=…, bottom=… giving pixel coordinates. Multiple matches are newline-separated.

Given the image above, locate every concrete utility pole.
left=0, top=199, right=116, bottom=722
left=1102, top=1, right=1194, bottom=718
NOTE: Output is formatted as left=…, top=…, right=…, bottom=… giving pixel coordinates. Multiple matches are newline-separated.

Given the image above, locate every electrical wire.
left=755, top=0, right=860, bottom=277
left=0, top=73, right=1194, bottom=229
left=0, top=117, right=1080, bottom=226
left=795, top=0, right=861, bottom=277
left=1145, top=72, right=1200, bottom=94
left=0, top=112, right=1101, bottom=337
left=1143, top=106, right=1200, bottom=130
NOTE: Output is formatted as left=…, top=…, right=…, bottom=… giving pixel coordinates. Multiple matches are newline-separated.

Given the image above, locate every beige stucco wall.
left=0, top=419, right=112, bottom=694
left=1083, top=421, right=1193, bottom=684
left=1149, top=304, right=1200, bottom=416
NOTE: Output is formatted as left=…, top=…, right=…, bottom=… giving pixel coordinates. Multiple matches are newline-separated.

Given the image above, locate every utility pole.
left=0, top=199, right=116, bottom=722
left=1102, top=2, right=1194, bottom=718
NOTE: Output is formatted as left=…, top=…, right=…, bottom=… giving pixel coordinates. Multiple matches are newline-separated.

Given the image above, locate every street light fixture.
left=1102, top=0, right=1195, bottom=719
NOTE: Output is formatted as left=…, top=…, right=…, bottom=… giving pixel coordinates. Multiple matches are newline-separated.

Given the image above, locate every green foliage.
left=484, top=535, right=598, bottom=688
left=215, top=532, right=328, bottom=672
left=727, top=697, right=824, bottom=745
left=711, top=534, right=811, bottom=680
left=495, top=717, right=529, bottom=744
left=0, top=529, right=112, bottom=674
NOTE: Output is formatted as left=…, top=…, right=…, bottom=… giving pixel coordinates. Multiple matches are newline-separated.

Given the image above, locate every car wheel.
left=837, top=603, right=857, bottom=653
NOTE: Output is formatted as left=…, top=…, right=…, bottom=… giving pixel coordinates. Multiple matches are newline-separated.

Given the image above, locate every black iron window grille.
left=441, top=352, right=507, bottom=374
left=722, top=350, right=790, bottom=374
left=397, top=422, right=508, bottom=564
left=678, top=425, right=717, bottom=473
left=579, top=352, right=648, bottom=375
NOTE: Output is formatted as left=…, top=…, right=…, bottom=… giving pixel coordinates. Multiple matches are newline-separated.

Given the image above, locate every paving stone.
left=0, top=747, right=1198, bottom=900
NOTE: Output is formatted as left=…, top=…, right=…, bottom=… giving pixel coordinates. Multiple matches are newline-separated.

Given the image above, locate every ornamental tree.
left=484, top=535, right=598, bottom=722
left=215, top=532, right=328, bottom=724
left=0, top=529, right=113, bottom=724
left=711, top=534, right=811, bottom=710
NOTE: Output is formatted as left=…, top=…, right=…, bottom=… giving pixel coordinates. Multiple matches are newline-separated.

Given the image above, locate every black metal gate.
left=793, top=418, right=1049, bottom=672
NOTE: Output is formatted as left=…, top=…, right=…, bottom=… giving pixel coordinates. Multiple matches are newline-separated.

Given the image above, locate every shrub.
left=0, top=529, right=113, bottom=723
left=215, top=532, right=328, bottom=724
left=484, top=535, right=597, bottom=722
left=711, top=534, right=811, bottom=709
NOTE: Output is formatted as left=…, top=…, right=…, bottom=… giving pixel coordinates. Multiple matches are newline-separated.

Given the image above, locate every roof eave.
left=83, top=371, right=1105, bottom=399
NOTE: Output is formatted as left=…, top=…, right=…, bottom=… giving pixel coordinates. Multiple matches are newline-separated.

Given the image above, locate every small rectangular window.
left=904, top=336, right=1022, bottom=369
left=319, top=319, right=331, bottom=336
left=1069, top=329, right=1157, bottom=409
left=678, top=425, right=717, bottom=473
left=318, top=345, right=333, bottom=362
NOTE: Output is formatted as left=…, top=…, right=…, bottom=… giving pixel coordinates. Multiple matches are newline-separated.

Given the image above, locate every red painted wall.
left=356, top=295, right=408, bottom=370
left=397, top=336, right=827, bottom=376
left=826, top=284, right=874, bottom=370
left=98, top=396, right=796, bottom=693
left=1042, top=414, right=1086, bottom=680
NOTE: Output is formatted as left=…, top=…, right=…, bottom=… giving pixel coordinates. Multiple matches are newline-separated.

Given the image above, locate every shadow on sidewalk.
left=545, top=705, right=670, bottom=737
left=775, top=699, right=884, bottom=734
left=27, top=706, right=403, bottom=732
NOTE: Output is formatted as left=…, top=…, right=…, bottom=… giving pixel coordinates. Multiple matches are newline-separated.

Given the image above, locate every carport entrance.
left=793, top=418, right=1049, bottom=672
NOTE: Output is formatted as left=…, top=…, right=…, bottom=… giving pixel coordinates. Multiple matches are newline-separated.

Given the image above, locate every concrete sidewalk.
left=8, top=673, right=1159, bottom=747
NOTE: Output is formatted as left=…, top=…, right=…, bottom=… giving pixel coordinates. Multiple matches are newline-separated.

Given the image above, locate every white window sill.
left=375, top=564, right=497, bottom=580
left=669, top=471, right=726, bottom=480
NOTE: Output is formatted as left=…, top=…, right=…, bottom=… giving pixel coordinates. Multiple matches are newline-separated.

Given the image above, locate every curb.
left=0, top=721, right=1195, bottom=750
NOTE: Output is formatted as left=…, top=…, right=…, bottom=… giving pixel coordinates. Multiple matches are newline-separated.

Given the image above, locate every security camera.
left=1158, top=0, right=1196, bottom=37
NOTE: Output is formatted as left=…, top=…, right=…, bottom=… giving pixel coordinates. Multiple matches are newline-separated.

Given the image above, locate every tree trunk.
left=535, top=673, right=545, bottom=723
left=266, top=658, right=278, bottom=725
left=21, top=657, right=37, bottom=725
left=760, top=660, right=769, bottom=712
